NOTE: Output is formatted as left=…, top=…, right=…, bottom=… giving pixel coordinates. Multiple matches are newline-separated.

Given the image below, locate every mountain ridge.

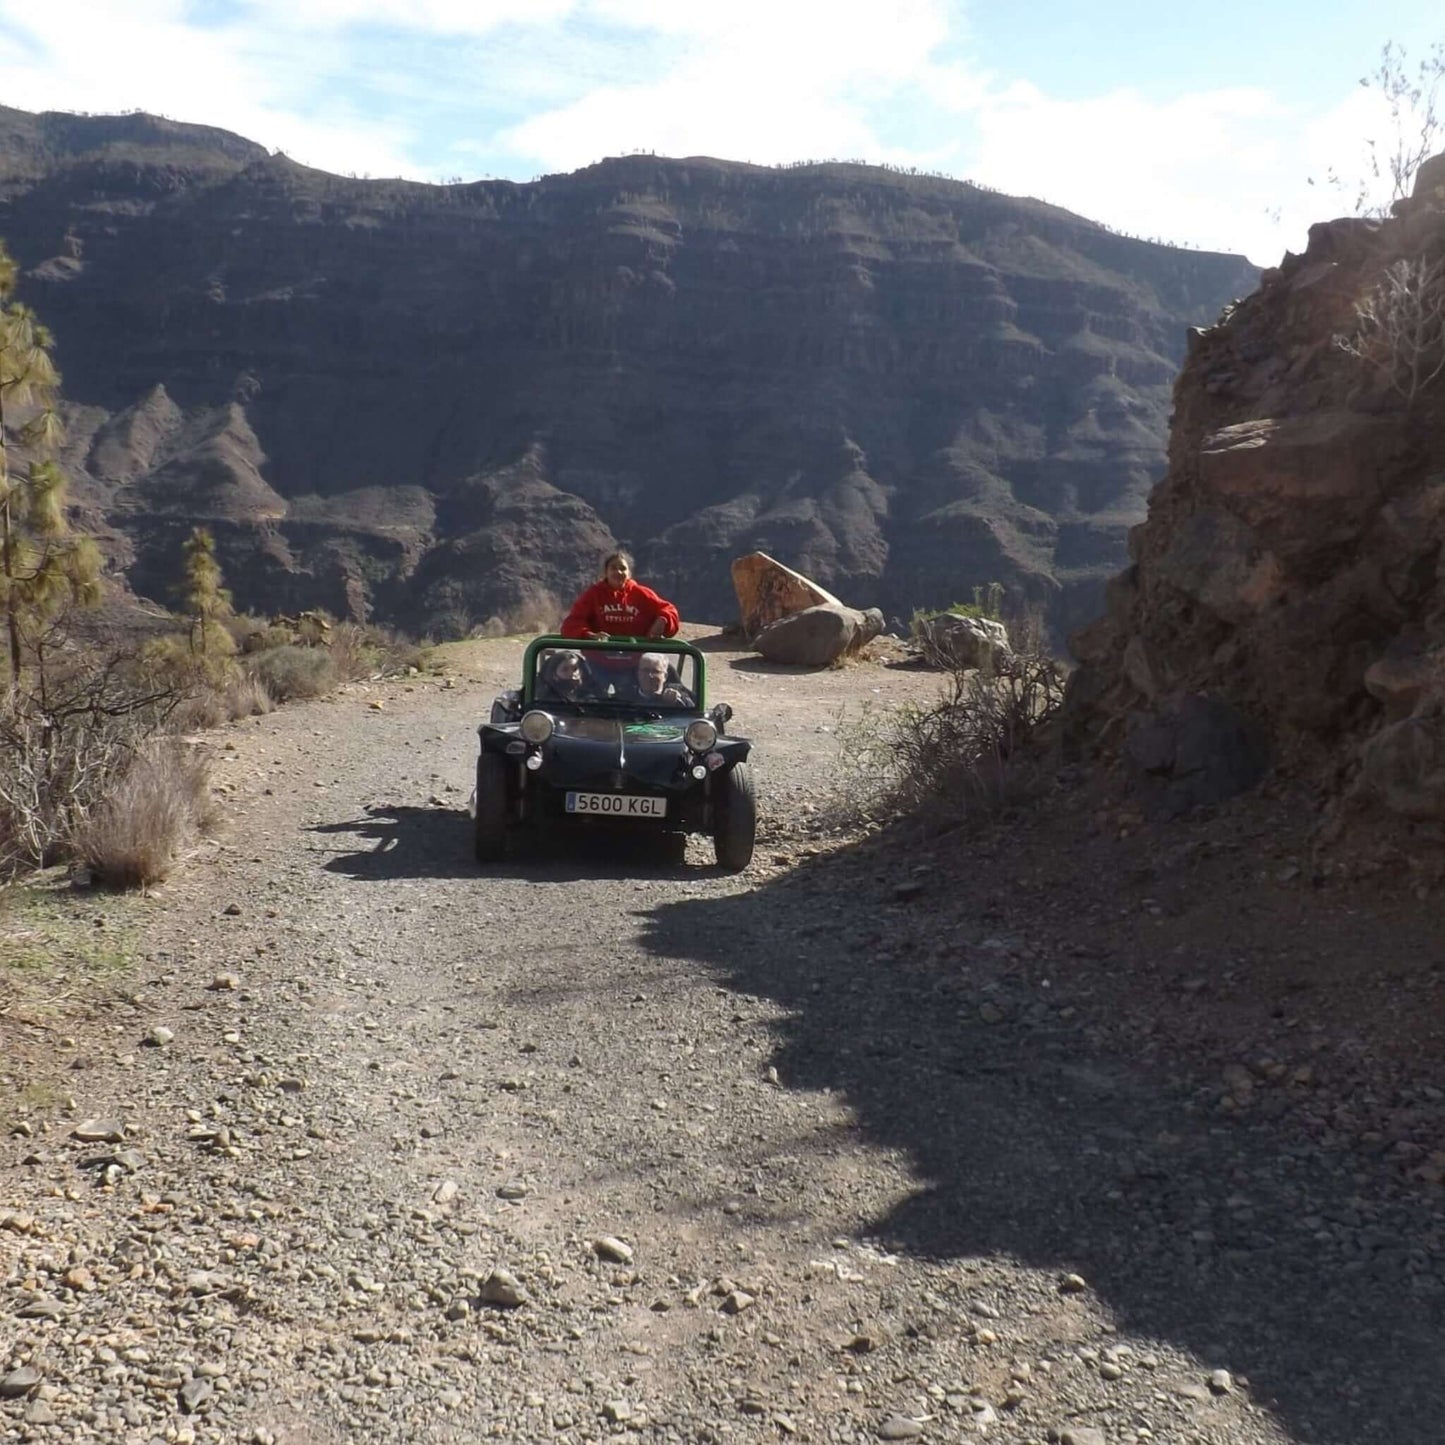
left=0, top=105, right=1259, bottom=635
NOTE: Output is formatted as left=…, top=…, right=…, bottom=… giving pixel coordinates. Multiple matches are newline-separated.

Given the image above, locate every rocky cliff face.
left=1067, top=153, right=1445, bottom=837
left=0, top=105, right=1257, bottom=636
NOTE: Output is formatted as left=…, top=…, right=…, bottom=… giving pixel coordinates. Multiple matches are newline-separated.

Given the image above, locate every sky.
left=0, top=1, right=1441, bottom=267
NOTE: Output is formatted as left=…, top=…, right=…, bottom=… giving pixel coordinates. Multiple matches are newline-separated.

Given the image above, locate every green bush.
left=909, top=582, right=1005, bottom=640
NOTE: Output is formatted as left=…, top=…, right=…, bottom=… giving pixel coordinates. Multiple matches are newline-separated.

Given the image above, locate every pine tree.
left=180, top=526, right=234, bottom=659
left=0, top=240, right=100, bottom=688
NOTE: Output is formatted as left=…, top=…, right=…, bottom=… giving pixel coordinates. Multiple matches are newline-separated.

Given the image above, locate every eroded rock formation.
left=0, top=105, right=1257, bottom=636
left=1066, top=153, right=1445, bottom=832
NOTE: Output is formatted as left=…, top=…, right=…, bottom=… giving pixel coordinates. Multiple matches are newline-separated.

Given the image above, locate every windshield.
left=532, top=646, right=698, bottom=711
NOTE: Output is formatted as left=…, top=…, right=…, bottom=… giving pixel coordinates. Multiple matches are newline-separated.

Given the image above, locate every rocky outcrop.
left=0, top=105, right=1257, bottom=637
left=1065, top=153, right=1445, bottom=832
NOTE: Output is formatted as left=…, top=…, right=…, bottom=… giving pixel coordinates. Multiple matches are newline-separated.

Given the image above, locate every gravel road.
left=3, top=632, right=1443, bottom=1445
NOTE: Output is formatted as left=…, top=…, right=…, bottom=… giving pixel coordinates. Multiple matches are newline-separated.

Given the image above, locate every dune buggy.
left=474, top=636, right=756, bottom=870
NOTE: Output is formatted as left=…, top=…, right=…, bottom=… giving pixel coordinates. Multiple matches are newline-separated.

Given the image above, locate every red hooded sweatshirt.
left=560, top=578, right=680, bottom=639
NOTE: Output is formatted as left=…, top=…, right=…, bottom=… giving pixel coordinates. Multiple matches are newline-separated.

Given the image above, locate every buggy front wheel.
left=713, top=762, right=756, bottom=872
left=474, top=753, right=509, bottom=863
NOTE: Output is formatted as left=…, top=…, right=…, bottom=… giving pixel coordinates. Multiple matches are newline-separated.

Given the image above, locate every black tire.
left=474, top=752, right=509, bottom=863
left=713, top=762, right=756, bottom=872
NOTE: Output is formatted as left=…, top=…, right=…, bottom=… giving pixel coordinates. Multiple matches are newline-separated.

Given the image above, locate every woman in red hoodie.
left=561, top=552, right=680, bottom=640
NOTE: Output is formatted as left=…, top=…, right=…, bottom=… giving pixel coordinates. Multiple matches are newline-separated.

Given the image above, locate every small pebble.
left=877, top=1416, right=923, bottom=1440
left=0, top=1367, right=42, bottom=1399
left=72, top=1119, right=125, bottom=1144
left=478, top=1268, right=528, bottom=1308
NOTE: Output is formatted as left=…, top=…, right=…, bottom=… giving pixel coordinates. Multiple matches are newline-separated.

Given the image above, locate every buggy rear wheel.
left=474, top=752, right=509, bottom=863
left=713, top=762, right=756, bottom=872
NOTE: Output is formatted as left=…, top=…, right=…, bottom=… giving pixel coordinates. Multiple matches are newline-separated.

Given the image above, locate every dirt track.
left=2, top=631, right=1444, bottom=1445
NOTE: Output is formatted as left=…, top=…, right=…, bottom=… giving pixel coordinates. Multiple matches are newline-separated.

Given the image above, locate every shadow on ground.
left=725, top=656, right=835, bottom=677
left=314, top=807, right=707, bottom=883
left=639, top=829, right=1445, bottom=1445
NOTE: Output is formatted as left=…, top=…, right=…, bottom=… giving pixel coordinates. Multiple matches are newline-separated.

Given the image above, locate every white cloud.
left=948, top=79, right=1420, bottom=266
left=488, top=0, right=1399, bottom=264
left=0, top=0, right=419, bottom=177
left=0, top=0, right=1430, bottom=265
left=960, top=83, right=1292, bottom=259
left=583, top=0, right=948, bottom=69
left=498, top=0, right=953, bottom=170
left=239, top=0, right=575, bottom=36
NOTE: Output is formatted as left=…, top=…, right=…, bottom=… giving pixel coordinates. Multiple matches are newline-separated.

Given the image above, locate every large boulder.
left=753, top=604, right=883, bottom=667
left=731, top=553, right=843, bottom=640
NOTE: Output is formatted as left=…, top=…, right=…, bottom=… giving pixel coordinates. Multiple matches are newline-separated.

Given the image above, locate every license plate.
left=566, top=792, right=666, bottom=817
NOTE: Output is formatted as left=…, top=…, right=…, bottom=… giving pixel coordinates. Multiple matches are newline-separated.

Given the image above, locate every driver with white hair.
left=634, top=652, right=694, bottom=707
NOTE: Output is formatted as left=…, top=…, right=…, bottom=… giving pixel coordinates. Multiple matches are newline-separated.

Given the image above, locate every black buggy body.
left=473, top=636, right=756, bottom=870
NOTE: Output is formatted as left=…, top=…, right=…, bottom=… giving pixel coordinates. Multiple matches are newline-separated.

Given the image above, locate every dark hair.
left=602, top=550, right=635, bottom=574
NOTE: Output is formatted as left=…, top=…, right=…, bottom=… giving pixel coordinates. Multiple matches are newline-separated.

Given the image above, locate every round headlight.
left=519, top=710, right=554, bottom=744
left=684, top=718, right=717, bottom=753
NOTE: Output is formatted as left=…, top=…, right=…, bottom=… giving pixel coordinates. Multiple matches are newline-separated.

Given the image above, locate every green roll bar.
left=520, top=635, right=707, bottom=707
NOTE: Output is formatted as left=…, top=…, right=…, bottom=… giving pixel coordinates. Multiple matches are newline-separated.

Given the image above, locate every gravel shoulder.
left=2, top=629, right=1443, bottom=1445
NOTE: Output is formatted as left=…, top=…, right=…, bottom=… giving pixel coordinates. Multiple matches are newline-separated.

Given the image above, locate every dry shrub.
left=167, top=674, right=272, bottom=731
left=249, top=645, right=336, bottom=701
left=0, top=608, right=234, bottom=883
left=73, top=739, right=217, bottom=889
left=1335, top=252, right=1445, bottom=405
left=468, top=591, right=563, bottom=640
left=327, top=622, right=426, bottom=683
left=831, top=638, right=1066, bottom=829
left=236, top=620, right=295, bottom=654
left=169, top=689, right=229, bottom=732
left=0, top=700, right=139, bottom=875
left=223, top=674, right=274, bottom=718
